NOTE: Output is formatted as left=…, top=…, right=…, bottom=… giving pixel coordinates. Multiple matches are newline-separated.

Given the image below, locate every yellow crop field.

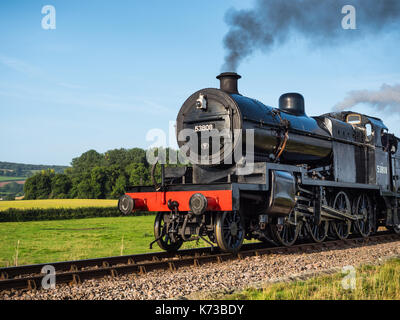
left=0, top=199, right=118, bottom=211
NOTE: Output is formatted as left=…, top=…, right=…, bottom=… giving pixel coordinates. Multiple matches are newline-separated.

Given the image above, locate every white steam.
left=334, top=84, right=400, bottom=111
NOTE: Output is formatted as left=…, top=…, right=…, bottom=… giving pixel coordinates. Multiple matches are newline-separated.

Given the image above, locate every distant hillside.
left=0, top=161, right=69, bottom=200
left=0, top=161, right=69, bottom=178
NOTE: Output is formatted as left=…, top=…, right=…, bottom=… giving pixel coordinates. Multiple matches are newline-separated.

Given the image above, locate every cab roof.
left=322, top=111, right=388, bottom=131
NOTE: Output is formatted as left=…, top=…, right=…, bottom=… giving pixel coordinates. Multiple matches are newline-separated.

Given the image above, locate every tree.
left=127, top=148, right=147, bottom=165
left=35, top=171, right=54, bottom=199
left=1, top=182, right=23, bottom=194
left=90, top=166, right=109, bottom=199
left=111, top=175, right=127, bottom=198
left=51, top=174, right=72, bottom=198
left=70, top=150, right=104, bottom=175
left=4, top=194, right=15, bottom=201
left=126, top=163, right=149, bottom=186
left=105, top=148, right=148, bottom=169
left=24, top=176, right=38, bottom=200
left=76, top=179, right=93, bottom=199
left=21, top=147, right=177, bottom=199
left=105, top=164, right=123, bottom=198
left=24, top=170, right=54, bottom=199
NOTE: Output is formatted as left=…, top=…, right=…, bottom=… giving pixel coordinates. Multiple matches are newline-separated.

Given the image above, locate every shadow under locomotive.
left=118, top=72, right=400, bottom=252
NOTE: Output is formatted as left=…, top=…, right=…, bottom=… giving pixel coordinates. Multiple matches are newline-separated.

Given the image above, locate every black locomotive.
left=119, top=72, right=400, bottom=252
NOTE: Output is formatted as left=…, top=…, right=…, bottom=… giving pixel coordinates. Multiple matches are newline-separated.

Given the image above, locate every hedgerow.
left=0, top=207, right=154, bottom=222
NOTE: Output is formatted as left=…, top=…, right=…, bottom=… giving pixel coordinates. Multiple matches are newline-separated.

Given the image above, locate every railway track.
left=1, top=232, right=399, bottom=292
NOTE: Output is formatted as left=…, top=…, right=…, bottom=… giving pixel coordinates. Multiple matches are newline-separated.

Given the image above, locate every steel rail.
left=0, top=242, right=269, bottom=285
left=0, top=232, right=398, bottom=292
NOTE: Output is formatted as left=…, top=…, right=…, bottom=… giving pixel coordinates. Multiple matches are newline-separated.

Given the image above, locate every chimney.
left=216, top=72, right=241, bottom=94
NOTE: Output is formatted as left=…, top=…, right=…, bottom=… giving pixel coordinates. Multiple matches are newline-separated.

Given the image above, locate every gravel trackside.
left=1, top=239, right=400, bottom=300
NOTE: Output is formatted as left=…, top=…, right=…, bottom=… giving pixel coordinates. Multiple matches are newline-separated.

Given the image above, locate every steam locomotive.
left=118, top=73, right=400, bottom=252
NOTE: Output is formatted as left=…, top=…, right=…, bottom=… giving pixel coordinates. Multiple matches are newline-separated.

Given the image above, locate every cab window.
left=365, top=123, right=373, bottom=142
left=346, top=114, right=361, bottom=124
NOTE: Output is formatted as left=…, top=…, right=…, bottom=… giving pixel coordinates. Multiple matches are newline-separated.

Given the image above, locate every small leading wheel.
left=354, top=194, right=373, bottom=237
left=270, top=213, right=302, bottom=247
left=154, top=212, right=183, bottom=252
left=306, top=218, right=329, bottom=243
left=332, top=191, right=352, bottom=240
left=215, top=211, right=244, bottom=253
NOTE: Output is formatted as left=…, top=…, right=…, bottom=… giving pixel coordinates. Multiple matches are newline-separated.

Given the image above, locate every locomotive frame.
left=118, top=72, right=400, bottom=252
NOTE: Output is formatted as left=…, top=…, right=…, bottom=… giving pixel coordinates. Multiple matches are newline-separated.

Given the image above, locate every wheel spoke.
left=215, top=212, right=244, bottom=252
left=272, top=215, right=300, bottom=246
left=332, top=192, right=351, bottom=240
left=355, top=194, right=372, bottom=237
left=154, top=213, right=183, bottom=252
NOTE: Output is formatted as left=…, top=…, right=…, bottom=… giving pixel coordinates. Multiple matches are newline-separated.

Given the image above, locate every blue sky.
left=0, top=0, right=399, bottom=165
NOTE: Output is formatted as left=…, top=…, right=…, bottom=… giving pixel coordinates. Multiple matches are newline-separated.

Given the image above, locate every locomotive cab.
left=345, top=113, right=375, bottom=143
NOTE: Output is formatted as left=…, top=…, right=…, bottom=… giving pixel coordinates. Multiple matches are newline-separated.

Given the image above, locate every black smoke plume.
left=222, top=0, right=400, bottom=71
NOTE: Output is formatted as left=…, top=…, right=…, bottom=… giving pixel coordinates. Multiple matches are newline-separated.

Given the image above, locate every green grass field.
left=0, top=216, right=211, bottom=267
left=0, top=176, right=26, bottom=182
left=0, top=199, right=118, bottom=211
left=227, top=258, right=400, bottom=300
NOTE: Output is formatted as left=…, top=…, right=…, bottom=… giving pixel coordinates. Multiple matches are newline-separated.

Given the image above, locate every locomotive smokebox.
left=279, top=93, right=306, bottom=116
left=216, top=72, right=241, bottom=94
